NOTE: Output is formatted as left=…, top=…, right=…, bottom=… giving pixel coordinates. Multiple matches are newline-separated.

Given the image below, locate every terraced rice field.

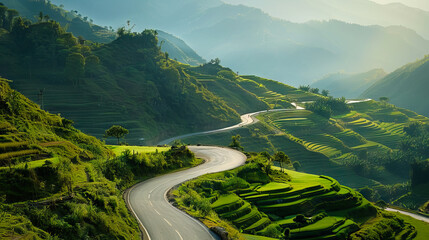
left=209, top=169, right=372, bottom=240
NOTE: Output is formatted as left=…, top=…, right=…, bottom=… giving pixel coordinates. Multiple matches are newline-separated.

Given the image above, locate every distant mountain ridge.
left=2, top=0, right=205, bottom=66
left=224, top=0, right=429, bottom=39
left=312, top=69, right=387, bottom=98
left=50, top=0, right=429, bottom=85
left=362, top=55, right=429, bottom=116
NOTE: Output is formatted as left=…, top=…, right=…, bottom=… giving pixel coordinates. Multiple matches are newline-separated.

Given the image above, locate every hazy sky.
left=367, top=0, right=429, bottom=11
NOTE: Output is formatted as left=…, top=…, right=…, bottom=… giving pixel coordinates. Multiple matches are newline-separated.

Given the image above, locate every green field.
left=107, top=145, right=170, bottom=156
left=174, top=160, right=415, bottom=240
left=181, top=100, right=427, bottom=189
left=393, top=213, right=429, bottom=240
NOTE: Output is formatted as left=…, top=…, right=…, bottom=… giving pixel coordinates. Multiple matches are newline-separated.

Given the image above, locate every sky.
left=369, top=0, right=429, bottom=11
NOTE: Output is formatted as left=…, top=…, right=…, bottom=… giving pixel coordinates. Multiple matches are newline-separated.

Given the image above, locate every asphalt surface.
left=158, top=108, right=292, bottom=145
left=127, top=146, right=246, bottom=240
left=385, top=208, right=429, bottom=223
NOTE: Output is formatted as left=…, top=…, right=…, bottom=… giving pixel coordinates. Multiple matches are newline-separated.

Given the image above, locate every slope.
left=362, top=55, right=429, bottom=117
left=173, top=157, right=419, bottom=240
left=49, top=0, right=429, bottom=85
left=312, top=69, right=387, bottom=98
left=2, top=0, right=205, bottom=66
left=0, top=6, right=244, bottom=144
left=224, top=0, right=429, bottom=39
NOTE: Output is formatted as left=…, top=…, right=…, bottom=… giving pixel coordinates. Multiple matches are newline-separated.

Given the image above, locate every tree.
left=229, top=135, right=244, bottom=151
left=65, top=53, right=85, bottom=86
left=6, top=9, right=19, bottom=31
left=299, top=85, right=310, bottom=92
left=310, top=88, right=320, bottom=94
left=321, top=89, right=330, bottom=97
left=85, top=55, right=100, bottom=77
left=209, top=58, right=221, bottom=65
left=293, top=161, right=301, bottom=171
left=274, top=151, right=290, bottom=172
left=0, top=5, right=7, bottom=28
left=105, top=125, right=129, bottom=144
left=293, top=214, right=307, bottom=232
left=379, top=97, right=389, bottom=103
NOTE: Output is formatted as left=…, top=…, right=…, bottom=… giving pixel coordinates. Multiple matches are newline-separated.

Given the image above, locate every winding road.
left=128, top=98, right=428, bottom=240
left=158, top=108, right=294, bottom=145
left=127, top=146, right=246, bottom=240
left=385, top=208, right=429, bottom=223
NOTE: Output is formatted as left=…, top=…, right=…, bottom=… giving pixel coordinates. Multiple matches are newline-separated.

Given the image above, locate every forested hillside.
left=51, top=0, right=429, bottom=85
left=0, top=78, right=204, bottom=239
left=1, top=0, right=205, bottom=65
left=362, top=55, right=429, bottom=117
left=0, top=4, right=249, bottom=144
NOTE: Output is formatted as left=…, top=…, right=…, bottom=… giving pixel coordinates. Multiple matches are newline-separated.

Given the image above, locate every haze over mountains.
left=312, top=69, right=387, bottom=99
left=363, top=55, right=429, bottom=116
left=51, top=0, right=429, bottom=86
left=224, top=0, right=429, bottom=39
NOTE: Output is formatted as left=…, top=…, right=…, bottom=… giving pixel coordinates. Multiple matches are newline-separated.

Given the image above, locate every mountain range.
left=311, top=69, right=387, bottom=99
left=50, top=0, right=429, bottom=86
left=224, top=0, right=429, bottom=39
left=1, top=0, right=205, bottom=66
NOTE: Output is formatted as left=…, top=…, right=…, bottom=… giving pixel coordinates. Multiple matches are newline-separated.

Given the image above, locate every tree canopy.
left=105, top=125, right=129, bottom=144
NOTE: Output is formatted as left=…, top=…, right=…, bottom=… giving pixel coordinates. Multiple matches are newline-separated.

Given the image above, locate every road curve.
left=127, top=146, right=246, bottom=240
left=158, top=108, right=292, bottom=145
left=385, top=208, right=429, bottom=223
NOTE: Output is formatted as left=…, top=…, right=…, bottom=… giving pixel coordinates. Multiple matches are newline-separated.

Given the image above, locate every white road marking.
left=175, top=230, right=184, bottom=240
left=148, top=193, right=151, bottom=199
left=149, top=201, right=153, bottom=207
left=154, top=209, right=161, bottom=215
left=164, top=218, right=172, bottom=226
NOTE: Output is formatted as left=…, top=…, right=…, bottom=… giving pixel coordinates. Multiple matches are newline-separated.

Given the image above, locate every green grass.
left=0, top=156, right=59, bottom=170
left=393, top=212, right=429, bottom=240
left=243, top=234, right=277, bottom=240
left=291, top=216, right=343, bottom=233
left=107, top=145, right=170, bottom=156
left=256, top=182, right=292, bottom=193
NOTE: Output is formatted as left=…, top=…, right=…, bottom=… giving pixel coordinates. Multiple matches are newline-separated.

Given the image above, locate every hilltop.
left=362, top=55, right=429, bottom=117
left=1, top=0, right=205, bottom=65
left=224, top=0, right=429, bottom=39
left=311, top=69, right=387, bottom=98
left=51, top=0, right=429, bottom=85
left=0, top=4, right=250, bottom=144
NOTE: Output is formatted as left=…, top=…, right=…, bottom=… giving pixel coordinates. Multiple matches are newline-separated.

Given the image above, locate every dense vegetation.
left=179, top=99, right=429, bottom=212
left=0, top=3, right=249, bottom=144
left=0, top=78, right=201, bottom=239
left=2, top=0, right=205, bottom=65
left=51, top=0, right=429, bottom=86
left=173, top=153, right=416, bottom=240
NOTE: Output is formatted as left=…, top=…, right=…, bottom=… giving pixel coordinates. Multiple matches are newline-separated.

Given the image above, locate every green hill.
left=0, top=78, right=204, bottom=239
left=362, top=55, right=429, bottom=117
left=52, top=0, right=429, bottom=85
left=1, top=0, right=205, bottom=66
left=0, top=5, right=249, bottom=144
left=312, top=69, right=386, bottom=99
left=180, top=100, right=429, bottom=191
left=173, top=155, right=418, bottom=240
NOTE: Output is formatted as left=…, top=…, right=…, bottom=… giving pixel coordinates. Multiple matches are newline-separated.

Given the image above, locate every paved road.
left=385, top=208, right=429, bottom=223
left=158, top=108, right=295, bottom=145
left=127, top=146, right=246, bottom=240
